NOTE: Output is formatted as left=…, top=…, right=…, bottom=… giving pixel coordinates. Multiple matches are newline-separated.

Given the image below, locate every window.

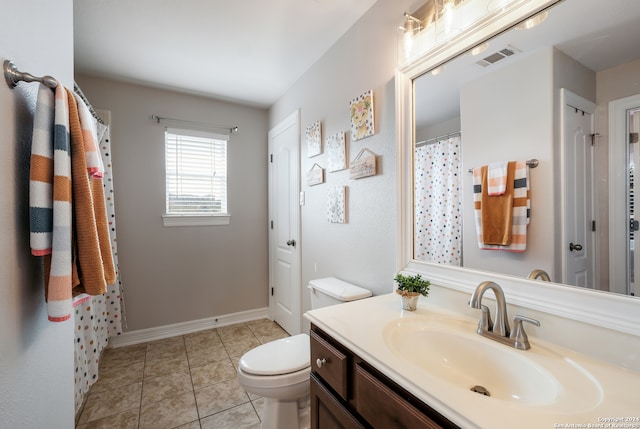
left=162, top=128, right=229, bottom=226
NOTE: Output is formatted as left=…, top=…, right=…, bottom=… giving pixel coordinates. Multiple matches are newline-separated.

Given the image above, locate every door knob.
left=569, top=242, right=583, bottom=252
left=286, top=239, right=296, bottom=247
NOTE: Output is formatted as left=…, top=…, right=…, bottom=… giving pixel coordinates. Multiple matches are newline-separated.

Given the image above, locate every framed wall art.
left=349, top=90, right=374, bottom=141
left=327, top=186, right=346, bottom=223
left=350, top=148, right=377, bottom=179
left=327, top=131, right=347, bottom=172
left=306, top=120, right=322, bottom=157
left=307, top=163, right=325, bottom=186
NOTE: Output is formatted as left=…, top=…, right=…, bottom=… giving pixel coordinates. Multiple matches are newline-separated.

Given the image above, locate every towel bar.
left=467, top=159, right=538, bottom=174
left=3, top=60, right=58, bottom=89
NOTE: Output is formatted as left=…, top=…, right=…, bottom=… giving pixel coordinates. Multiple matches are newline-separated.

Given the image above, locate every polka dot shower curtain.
left=414, top=135, right=462, bottom=265
left=73, top=114, right=126, bottom=414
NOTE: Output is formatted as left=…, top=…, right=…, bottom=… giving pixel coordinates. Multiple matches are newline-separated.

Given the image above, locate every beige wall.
left=460, top=48, right=557, bottom=278
left=269, top=0, right=419, bottom=316
left=0, top=0, right=75, bottom=426
left=75, top=75, right=269, bottom=331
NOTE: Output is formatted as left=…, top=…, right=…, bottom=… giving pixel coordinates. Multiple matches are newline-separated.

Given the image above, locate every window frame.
left=162, top=127, right=230, bottom=227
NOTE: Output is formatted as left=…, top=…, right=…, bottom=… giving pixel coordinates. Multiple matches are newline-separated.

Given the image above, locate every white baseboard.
left=108, top=307, right=271, bottom=348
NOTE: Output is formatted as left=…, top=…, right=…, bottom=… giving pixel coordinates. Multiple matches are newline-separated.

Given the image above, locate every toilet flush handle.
left=316, top=358, right=327, bottom=368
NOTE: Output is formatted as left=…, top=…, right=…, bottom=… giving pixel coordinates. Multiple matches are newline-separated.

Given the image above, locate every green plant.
left=394, top=273, right=431, bottom=297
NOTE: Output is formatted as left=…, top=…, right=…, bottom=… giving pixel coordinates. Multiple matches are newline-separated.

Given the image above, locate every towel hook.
left=3, top=60, right=57, bottom=89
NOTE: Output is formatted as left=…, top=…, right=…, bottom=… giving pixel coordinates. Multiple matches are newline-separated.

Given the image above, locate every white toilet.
left=237, top=277, right=372, bottom=429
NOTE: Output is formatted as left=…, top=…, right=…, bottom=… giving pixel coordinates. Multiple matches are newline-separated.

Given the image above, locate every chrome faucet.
left=469, top=281, right=540, bottom=350
left=528, top=269, right=551, bottom=281
left=469, top=281, right=510, bottom=336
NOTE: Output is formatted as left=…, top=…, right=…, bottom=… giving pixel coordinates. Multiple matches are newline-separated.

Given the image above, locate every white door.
left=561, top=89, right=596, bottom=288
left=268, top=111, right=301, bottom=335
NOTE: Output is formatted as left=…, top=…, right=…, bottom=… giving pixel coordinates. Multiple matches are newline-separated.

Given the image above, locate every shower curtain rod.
left=467, top=159, right=539, bottom=173
left=415, top=131, right=461, bottom=148
left=151, top=114, right=239, bottom=134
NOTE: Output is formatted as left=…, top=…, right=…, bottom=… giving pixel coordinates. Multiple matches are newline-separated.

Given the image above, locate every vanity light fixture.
left=401, top=12, right=423, bottom=56
left=435, top=0, right=462, bottom=42
left=515, top=11, right=548, bottom=30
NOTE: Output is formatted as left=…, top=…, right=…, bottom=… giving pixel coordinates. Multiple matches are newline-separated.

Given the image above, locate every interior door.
left=561, top=89, right=596, bottom=288
left=268, top=111, right=301, bottom=335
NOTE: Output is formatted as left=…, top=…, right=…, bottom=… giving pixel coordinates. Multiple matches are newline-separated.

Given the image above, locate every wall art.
left=327, top=131, right=347, bottom=172
left=350, top=148, right=377, bottom=179
left=327, top=186, right=346, bottom=223
left=349, top=90, right=374, bottom=141
left=306, top=120, right=322, bottom=157
left=307, top=163, right=325, bottom=186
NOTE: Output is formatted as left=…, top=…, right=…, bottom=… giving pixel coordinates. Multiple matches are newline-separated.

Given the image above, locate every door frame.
left=268, top=110, right=301, bottom=332
left=609, top=94, right=640, bottom=294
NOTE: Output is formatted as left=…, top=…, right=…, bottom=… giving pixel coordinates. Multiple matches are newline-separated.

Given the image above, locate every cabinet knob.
left=316, top=358, right=327, bottom=368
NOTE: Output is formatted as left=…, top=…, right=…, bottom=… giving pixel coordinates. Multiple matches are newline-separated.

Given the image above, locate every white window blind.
left=165, top=128, right=228, bottom=217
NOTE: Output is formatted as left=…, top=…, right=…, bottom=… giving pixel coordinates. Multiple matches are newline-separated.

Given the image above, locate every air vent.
left=476, top=45, right=520, bottom=67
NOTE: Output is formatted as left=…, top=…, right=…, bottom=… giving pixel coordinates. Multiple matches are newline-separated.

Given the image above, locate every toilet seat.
left=239, top=333, right=310, bottom=376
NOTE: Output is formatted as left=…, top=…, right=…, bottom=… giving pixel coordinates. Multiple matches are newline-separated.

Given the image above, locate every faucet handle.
left=478, top=304, right=493, bottom=333
left=510, top=315, right=540, bottom=350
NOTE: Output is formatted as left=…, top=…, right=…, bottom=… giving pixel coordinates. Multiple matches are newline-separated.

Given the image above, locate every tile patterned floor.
left=76, top=319, right=289, bottom=429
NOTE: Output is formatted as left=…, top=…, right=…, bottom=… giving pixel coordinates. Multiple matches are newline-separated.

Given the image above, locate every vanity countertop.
left=304, top=293, right=640, bottom=429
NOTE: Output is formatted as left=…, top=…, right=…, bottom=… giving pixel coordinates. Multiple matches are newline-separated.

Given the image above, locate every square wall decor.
left=327, top=131, right=347, bottom=172
left=327, top=186, right=346, bottom=223
left=350, top=90, right=374, bottom=141
left=306, top=120, right=322, bottom=157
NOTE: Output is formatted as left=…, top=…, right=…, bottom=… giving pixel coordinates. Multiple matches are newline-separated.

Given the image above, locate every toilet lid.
left=239, top=333, right=310, bottom=376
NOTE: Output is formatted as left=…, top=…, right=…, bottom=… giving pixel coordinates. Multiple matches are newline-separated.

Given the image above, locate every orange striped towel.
left=473, top=161, right=530, bottom=252
left=45, top=84, right=73, bottom=322
left=67, top=90, right=116, bottom=295
left=487, top=161, right=508, bottom=196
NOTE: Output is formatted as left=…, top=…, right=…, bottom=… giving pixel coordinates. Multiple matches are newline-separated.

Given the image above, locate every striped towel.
left=73, top=93, right=104, bottom=178
left=473, top=161, right=530, bottom=252
left=67, top=90, right=116, bottom=295
left=46, top=84, right=74, bottom=321
left=487, top=161, right=508, bottom=196
left=30, top=84, right=55, bottom=256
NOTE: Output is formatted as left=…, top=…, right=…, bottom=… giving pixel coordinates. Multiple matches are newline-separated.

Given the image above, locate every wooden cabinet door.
left=311, top=373, right=365, bottom=429
left=355, top=364, right=445, bottom=429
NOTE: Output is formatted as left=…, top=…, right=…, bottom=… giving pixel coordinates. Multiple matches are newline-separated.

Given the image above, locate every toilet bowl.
left=237, top=277, right=371, bottom=429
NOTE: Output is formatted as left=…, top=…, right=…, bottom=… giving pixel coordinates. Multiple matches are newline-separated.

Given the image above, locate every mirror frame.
left=395, top=0, right=640, bottom=336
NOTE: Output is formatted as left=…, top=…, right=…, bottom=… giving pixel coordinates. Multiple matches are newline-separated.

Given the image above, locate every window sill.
left=162, top=214, right=230, bottom=227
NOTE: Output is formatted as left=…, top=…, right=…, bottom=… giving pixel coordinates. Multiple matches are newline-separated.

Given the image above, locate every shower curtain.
left=73, top=114, right=126, bottom=414
left=414, top=135, right=462, bottom=265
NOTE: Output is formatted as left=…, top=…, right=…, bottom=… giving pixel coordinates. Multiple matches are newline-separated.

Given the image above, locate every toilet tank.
left=308, top=277, right=372, bottom=309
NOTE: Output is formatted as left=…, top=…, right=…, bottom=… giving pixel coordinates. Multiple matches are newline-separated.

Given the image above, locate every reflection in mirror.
left=412, top=0, right=640, bottom=297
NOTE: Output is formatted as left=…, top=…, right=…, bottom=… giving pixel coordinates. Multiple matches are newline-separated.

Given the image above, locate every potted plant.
left=394, top=273, right=431, bottom=311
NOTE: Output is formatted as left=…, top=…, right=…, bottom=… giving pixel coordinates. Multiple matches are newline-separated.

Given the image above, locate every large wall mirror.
left=411, top=0, right=640, bottom=299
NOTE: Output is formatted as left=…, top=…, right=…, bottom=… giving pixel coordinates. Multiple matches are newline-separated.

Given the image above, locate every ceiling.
left=74, top=0, right=379, bottom=108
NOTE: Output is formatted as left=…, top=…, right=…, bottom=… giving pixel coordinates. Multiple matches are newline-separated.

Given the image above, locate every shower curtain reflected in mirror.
left=414, top=135, right=463, bottom=265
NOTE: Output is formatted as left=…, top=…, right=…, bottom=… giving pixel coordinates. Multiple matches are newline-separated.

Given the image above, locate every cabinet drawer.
left=310, top=330, right=348, bottom=400
left=355, top=364, right=443, bottom=429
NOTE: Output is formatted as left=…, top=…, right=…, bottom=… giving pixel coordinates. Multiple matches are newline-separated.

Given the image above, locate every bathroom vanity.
left=305, top=291, right=640, bottom=429
left=310, top=325, right=458, bottom=429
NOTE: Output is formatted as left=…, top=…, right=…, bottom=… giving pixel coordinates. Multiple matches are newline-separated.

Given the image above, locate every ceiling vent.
left=476, top=45, right=520, bottom=67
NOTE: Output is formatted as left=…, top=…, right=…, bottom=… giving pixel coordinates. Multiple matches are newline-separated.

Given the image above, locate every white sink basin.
left=383, top=316, right=603, bottom=410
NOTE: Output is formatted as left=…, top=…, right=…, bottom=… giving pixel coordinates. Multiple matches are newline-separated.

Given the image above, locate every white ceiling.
left=74, top=0, right=379, bottom=107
